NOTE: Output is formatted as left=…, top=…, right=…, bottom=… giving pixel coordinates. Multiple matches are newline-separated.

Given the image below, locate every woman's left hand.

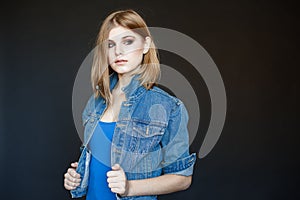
left=107, top=164, right=129, bottom=196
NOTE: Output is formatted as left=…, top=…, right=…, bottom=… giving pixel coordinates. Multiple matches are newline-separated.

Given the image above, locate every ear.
left=143, top=36, right=151, bottom=54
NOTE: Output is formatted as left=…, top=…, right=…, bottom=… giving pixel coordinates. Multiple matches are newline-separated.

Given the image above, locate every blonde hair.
left=91, top=9, right=160, bottom=105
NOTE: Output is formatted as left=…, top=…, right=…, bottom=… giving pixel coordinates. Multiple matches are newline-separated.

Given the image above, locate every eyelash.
left=124, top=39, right=134, bottom=45
left=108, top=39, right=134, bottom=48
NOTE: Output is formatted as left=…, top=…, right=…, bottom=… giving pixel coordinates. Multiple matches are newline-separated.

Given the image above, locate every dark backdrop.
left=1, top=0, right=299, bottom=199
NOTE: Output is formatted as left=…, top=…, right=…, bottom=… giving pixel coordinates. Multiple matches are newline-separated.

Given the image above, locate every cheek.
left=108, top=51, right=115, bottom=64
left=127, top=48, right=144, bottom=62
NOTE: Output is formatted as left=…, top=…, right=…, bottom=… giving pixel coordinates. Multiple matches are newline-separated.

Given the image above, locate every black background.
left=1, top=0, right=299, bottom=199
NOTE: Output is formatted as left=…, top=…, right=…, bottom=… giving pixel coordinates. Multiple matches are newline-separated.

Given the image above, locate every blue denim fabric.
left=70, top=146, right=91, bottom=198
left=71, top=72, right=196, bottom=199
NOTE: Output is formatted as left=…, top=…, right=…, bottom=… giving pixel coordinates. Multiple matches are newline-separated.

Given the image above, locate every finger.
left=67, top=168, right=81, bottom=178
left=64, top=179, right=80, bottom=190
left=71, top=162, right=78, bottom=168
left=65, top=172, right=81, bottom=183
left=107, top=176, right=125, bottom=183
left=107, top=170, right=121, bottom=178
left=107, top=177, right=117, bottom=183
left=108, top=182, right=122, bottom=189
left=111, top=187, right=124, bottom=195
left=64, top=182, right=75, bottom=190
left=111, top=164, right=120, bottom=171
left=109, top=184, right=122, bottom=193
left=67, top=176, right=81, bottom=183
left=65, top=179, right=80, bottom=187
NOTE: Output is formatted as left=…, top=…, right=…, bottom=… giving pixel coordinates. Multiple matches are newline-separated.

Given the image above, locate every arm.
left=107, top=100, right=196, bottom=197
left=146, top=100, right=195, bottom=194
left=126, top=173, right=192, bottom=196
left=107, top=164, right=192, bottom=197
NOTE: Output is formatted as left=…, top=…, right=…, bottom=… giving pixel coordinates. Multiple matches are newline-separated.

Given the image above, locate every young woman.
left=64, top=9, right=196, bottom=200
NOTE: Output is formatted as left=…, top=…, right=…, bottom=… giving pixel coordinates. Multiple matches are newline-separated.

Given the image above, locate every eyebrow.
left=108, top=35, right=136, bottom=42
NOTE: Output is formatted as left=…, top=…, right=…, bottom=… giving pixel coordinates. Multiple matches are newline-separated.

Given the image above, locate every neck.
left=114, top=73, right=134, bottom=93
left=113, top=64, right=142, bottom=93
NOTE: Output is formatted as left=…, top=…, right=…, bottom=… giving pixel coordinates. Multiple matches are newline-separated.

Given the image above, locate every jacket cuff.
left=162, top=153, right=196, bottom=176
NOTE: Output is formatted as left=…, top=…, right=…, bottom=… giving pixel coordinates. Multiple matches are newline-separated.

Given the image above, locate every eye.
left=108, top=42, right=115, bottom=48
left=123, top=39, right=134, bottom=45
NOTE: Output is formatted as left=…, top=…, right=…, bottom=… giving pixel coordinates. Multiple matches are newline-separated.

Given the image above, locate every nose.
left=115, top=43, right=124, bottom=56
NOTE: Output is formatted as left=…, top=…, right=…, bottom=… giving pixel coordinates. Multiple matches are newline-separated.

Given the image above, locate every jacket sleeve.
left=160, top=99, right=196, bottom=176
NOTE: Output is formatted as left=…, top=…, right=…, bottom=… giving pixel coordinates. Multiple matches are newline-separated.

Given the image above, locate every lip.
left=115, top=59, right=128, bottom=64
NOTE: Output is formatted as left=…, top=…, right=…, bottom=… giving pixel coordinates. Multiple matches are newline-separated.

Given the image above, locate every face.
left=107, top=25, right=150, bottom=76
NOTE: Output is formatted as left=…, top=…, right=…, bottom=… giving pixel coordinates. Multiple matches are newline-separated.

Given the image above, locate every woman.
left=64, top=9, right=196, bottom=200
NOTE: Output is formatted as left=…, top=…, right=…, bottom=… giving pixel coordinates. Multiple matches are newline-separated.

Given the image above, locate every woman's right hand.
left=64, top=162, right=81, bottom=190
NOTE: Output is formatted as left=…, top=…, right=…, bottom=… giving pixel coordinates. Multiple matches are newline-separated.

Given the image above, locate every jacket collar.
left=109, top=72, right=145, bottom=100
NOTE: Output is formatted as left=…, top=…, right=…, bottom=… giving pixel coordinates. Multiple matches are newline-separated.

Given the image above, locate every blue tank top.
left=86, top=121, right=117, bottom=200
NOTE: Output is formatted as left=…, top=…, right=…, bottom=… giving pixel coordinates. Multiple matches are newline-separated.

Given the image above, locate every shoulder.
left=150, top=86, right=188, bottom=118
left=142, top=85, right=187, bottom=117
left=83, top=93, right=104, bottom=115
left=147, top=86, right=184, bottom=107
left=85, top=94, right=97, bottom=108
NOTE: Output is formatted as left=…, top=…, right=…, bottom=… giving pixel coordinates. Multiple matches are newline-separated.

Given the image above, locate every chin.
left=113, top=68, right=128, bottom=74
left=112, top=67, right=133, bottom=75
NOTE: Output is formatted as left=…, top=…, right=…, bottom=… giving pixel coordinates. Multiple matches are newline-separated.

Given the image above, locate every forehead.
left=108, top=25, right=140, bottom=40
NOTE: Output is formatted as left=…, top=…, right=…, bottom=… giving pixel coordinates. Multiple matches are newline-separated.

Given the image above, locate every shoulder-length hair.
left=91, top=9, right=160, bottom=105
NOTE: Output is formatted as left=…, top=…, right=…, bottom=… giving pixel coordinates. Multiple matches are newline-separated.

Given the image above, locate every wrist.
left=119, top=180, right=130, bottom=197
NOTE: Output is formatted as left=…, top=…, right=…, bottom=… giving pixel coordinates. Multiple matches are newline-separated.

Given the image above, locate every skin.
left=64, top=25, right=192, bottom=196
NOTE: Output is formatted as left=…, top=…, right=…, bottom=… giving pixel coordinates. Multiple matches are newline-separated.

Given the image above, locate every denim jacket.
left=71, top=72, right=196, bottom=199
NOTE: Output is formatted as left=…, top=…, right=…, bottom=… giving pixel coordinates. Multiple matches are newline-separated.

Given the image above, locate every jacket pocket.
left=132, top=122, right=165, bottom=137
left=127, top=121, right=166, bottom=154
